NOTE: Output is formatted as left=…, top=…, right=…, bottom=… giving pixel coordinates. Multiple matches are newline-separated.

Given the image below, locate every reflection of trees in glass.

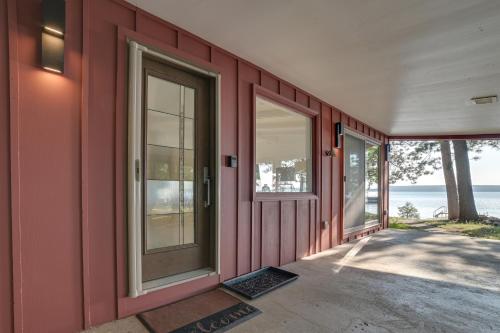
left=256, top=163, right=271, bottom=181
left=290, top=158, right=310, bottom=192
left=365, top=145, right=380, bottom=222
left=365, top=211, right=379, bottom=221
left=366, top=145, right=380, bottom=190
left=347, top=153, right=362, bottom=200
left=256, top=158, right=310, bottom=192
left=277, top=158, right=309, bottom=191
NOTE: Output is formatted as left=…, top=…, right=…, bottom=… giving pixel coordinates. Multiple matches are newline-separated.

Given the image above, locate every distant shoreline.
left=390, top=185, right=500, bottom=192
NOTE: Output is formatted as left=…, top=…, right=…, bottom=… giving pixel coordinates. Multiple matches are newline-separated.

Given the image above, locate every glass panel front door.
left=141, top=56, right=214, bottom=283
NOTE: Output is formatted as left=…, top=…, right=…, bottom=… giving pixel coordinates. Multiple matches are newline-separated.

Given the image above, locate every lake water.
left=388, top=191, right=500, bottom=219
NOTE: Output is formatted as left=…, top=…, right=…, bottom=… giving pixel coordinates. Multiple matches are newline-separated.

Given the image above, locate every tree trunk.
left=452, top=140, right=479, bottom=221
left=440, top=141, right=459, bottom=220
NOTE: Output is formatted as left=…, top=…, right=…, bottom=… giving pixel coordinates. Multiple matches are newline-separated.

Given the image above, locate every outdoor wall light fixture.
left=384, top=143, right=391, bottom=161
left=470, top=95, right=498, bottom=105
left=41, top=0, right=65, bottom=74
left=334, top=122, right=344, bottom=149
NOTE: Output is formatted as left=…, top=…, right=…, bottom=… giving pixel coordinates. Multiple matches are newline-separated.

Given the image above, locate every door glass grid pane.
left=183, top=181, right=194, bottom=213
left=184, top=87, right=195, bottom=119
left=183, top=213, right=194, bottom=244
left=184, top=150, right=194, bottom=181
left=145, top=74, right=196, bottom=251
left=146, top=215, right=180, bottom=250
left=146, top=180, right=180, bottom=215
left=147, top=145, right=179, bottom=180
left=147, top=75, right=181, bottom=114
left=147, top=111, right=180, bottom=148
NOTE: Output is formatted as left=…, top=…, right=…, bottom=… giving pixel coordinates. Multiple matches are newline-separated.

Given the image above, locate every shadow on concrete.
left=265, top=230, right=500, bottom=332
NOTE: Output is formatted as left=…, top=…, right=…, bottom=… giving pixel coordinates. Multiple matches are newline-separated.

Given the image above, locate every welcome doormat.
left=137, top=289, right=260, bottom=333
left=222, top=266, right=298, bottom=299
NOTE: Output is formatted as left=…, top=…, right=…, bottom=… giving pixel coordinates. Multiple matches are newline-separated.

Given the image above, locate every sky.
left=393, top=145, right=500, bottom=186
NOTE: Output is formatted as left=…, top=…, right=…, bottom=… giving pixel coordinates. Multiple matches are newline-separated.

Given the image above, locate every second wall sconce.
left=41, top=0, right=65, bottom=74
left=384, top=143, right=391, bottom=161
left=334, top=122, right=344, bottom=149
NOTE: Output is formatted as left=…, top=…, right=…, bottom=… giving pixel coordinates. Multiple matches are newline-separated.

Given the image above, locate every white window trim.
left=254, top=95, right=315, bottom=195
left=127, top=40, right=221, bottom=298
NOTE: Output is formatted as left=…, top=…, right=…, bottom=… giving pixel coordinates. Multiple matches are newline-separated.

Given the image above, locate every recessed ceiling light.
left=470, top=95, right=498, bottom=105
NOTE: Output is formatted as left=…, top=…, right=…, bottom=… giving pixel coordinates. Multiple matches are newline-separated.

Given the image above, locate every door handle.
left=204, top=167, right=211, bottom=208
left=135, top=159, right=141, bottom=181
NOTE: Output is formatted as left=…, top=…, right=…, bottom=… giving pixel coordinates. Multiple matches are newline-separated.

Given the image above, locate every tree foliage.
left=390, top=140, right=500, bottom=221
left=389, top=141, right=441, bottom=184
left=389, top=140, right=500, bottom=184
left=467, top=140, right=500, bottom=160
left=398, top=202, right=420, bottom=219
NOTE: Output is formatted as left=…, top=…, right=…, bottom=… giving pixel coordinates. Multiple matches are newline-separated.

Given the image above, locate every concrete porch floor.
left=85, top=229, right=500, bottom=333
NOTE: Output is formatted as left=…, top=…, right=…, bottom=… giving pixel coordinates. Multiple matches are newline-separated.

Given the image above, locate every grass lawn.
left=389, top=222, right=412, bottom=230
left=431, top=221, right=500, bottom=240
left=389, top=217, right=412, bottom=229
left=389, top=217, right=500, bottom=240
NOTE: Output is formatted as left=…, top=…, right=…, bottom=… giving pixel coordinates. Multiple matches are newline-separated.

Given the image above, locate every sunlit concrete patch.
left=332, top=236, right=371, bottom=274
left=343, top=229, right=500, bottom=293
left=231, top=229, right=500, bottom=333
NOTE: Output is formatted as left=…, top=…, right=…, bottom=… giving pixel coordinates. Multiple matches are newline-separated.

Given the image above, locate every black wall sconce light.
left=41, top=0, right=65, bottom=74
left=384, top=143, right=391, bottom=161
left=334, top=122, right=344, bottom=148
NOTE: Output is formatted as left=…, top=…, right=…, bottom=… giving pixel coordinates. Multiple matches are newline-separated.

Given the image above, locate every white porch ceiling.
left=126, top=0, right=500, bottom=136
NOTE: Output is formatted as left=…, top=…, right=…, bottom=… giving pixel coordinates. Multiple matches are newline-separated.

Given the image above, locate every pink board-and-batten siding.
left=2, top=0, right=390, bottom=332
left=1, top=0, right=13, bottom=332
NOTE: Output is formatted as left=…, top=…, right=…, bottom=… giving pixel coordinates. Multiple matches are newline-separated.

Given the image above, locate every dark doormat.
left=137, top=289, right=260, bottom=333
left=222, top=266, right=298, bottom=299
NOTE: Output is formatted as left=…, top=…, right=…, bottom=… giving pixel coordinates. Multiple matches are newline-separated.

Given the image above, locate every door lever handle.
left=135, top=159, right=141, bottom=182
left=204, top=167, right=211, bottom=208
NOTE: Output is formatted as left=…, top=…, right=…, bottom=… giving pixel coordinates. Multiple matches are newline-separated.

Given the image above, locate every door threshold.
left=142, top=268, right=216, bottom=294
left=344, top=221, right=380, bottom=235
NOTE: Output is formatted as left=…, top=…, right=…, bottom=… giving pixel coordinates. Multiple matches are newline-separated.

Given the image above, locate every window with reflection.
left=255, top=96, right=313, bottom=193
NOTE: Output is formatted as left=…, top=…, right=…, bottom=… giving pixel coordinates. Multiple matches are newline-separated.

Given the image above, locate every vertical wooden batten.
left=81, top=0, right=91, bottom=328
left=1, top=0, right=13, bottom=331
left=7, top=0, right=21, bottom=330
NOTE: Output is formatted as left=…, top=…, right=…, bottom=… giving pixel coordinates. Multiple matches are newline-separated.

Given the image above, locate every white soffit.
left=126, top=0, right=500, bottom=136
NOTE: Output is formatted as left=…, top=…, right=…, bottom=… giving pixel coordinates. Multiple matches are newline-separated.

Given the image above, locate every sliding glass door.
left=344, top=132, right=381, bottom=234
